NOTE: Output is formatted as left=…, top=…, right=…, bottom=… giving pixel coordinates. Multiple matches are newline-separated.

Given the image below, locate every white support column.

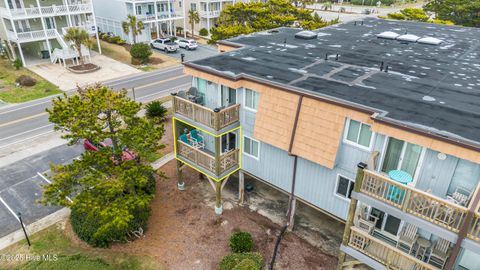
left=0, top=1, right=16, bottom=59
left=90, top=1, right=102, bottom=54
left=132, top=2, right=136, bottom=43
left=17, top=42, right=26, bottom=66
left=154, top=0, right=159, bottom=38
left=206, top=3, right=210, bottom=33
left=36, top=0, right=52, bottom=61
left=167, top=0, right=172, bottom=35
left=63, top=0, right=73, bottom=27
left=182, top=0, right=186, bottom=38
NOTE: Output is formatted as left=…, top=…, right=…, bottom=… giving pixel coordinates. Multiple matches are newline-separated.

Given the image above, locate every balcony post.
left=215, top=133, right=221, bottom=176
left=337, top=162, right=367, bottom=270
left=238, top=170, right=244, bottom=205
left=444, top=182, right=480, bottom=270
left=215, top=179, right=222, bottom=214
left=176, top=159, right=185, bottom=191
left=213, top=108, right=220, bottom=130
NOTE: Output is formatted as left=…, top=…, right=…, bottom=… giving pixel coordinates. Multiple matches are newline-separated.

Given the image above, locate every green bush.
left=219, top=252, right=263, bottom=270
left=145, top=100, right=168, bottom=122
left=233, top=258, right=261, bottom=270
left=350, top=0, right=394, bottom=6
left=199, top=28, right=209, bottom=36
left=230, top=231, right=253, bottom=253
left=109, top=36, right=121, bottom=44
left=100, top=33, right=109, bottom=41
left=19, top=254, right=112, bottom=270
left=13, top=58, right=22, bottom=70
left=130, top=43, right=152, bottom=64
left=116, top=39, right=126, bottom=45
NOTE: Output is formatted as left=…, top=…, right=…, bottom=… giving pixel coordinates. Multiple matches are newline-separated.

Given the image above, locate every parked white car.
left=150, top=38, right=179, bottom=53
left=176, top=39, right=198, bottom=50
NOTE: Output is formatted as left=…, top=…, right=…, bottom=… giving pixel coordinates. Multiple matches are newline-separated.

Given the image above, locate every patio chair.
left=428, top=238, right=451, bottom=269
left=356, top=205, right=378, bottom=235
left=177, top=90, right=187, bottom=99
left=451, top=186, right=472, bottom=206
left=179, top=134, right=192, bottom=146
left=190, top=129, right=205, bottom=149
left=396, top=223, right=418, bottom=254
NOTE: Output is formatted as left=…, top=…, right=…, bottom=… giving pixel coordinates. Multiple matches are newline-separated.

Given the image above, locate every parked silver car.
left=176, top=39, right=198, bottom=50
left=150, top=38, right=179, bottom=53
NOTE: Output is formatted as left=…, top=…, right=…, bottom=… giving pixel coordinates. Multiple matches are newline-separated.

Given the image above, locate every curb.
left=0, top=208, right=70, bottom=251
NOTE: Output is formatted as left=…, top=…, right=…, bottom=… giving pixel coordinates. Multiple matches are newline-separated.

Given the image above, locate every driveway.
left=28, top=52, right=141, bottom=91
left=151, top=43, right=219, bottom=62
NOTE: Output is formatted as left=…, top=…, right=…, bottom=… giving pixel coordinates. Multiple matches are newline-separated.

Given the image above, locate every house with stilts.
left=172, top=18, right=480, bottom=270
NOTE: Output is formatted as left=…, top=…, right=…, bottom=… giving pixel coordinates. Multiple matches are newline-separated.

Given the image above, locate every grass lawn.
left=0, top=59, right=62, bottom=103
left=0, top=223, right=159, bottom=270
left=92, top=40, right=179, bottom=71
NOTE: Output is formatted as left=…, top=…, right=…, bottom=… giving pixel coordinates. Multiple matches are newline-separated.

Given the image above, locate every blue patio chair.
left=179, top=134, right=192, bottom=146
left=190, top=129, right=204, bottom=148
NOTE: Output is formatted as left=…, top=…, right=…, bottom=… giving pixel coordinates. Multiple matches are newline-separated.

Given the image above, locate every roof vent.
left=377, top=31, right=400, bottom=40
left=396, top=34, right=420, bottom=42
left=417, top=37, right=443, bottom=45
left=295, top=30, right=317, bottom=40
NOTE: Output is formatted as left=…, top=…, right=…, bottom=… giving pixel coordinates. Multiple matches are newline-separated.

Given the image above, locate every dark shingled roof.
left=186, top=18, right=480, bottom=147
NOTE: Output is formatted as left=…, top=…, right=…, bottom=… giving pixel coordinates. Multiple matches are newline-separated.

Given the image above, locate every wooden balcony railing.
left=360, top=170, right=468, bottom=233
left=173, top=96, right=240, bottom=131
left=177, top=140, right=239, bottom=177
left=348, top=227, right=438, bottom=270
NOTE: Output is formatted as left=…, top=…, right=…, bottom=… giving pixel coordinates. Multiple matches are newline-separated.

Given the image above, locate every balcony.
left=199, top=10, right=220, bottom=18
left=0, top=3, right=92, bottom=19
left=176, top=140, right=239, bottom=179
left=172, top=95, right=240, bottom=133
left=348, top=226, right=439, bottom=270
left=359, top=170, right=473, bottom=234
left=6, top=29, right=57, bottom=42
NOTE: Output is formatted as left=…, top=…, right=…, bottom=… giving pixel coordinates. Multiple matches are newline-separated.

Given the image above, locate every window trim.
left=243, top=135, right=260, bottom=160
left=243, top=88, right=259, bottom=112
left=343, top=118, right=375, bottom=151
left=334, top=174, right=355, bottom=202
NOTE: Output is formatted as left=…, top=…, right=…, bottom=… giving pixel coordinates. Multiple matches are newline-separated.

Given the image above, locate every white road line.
left=137, top=83, right=190, bottom=101
left=0, top=124, right=54, bottom=142
left=37, top=172, right=73, bottom=203
left=0, top=99, right=54, bottom=116
left=0, top=196, right=20, bottom=222
left=0, top=130, right=54, bottom=150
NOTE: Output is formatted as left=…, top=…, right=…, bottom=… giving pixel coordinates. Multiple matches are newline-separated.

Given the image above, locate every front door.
left=221, top=86, right=236, bottom=107
left=221, top=132, right=236, bottom=153
left=381, top=138, right=424, bottom=181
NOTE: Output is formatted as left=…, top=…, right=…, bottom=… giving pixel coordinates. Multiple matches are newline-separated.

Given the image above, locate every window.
left=136, top=5, right=142, bottom=15
left=190, top=3, right=196, bottom=11
left=335, top=175, right=354, bottom=200
left=244, top=136, right=259, bottom=159
left=344, top=119, right=373, bottom=149
left=179, top=1, right=182, bottom=7
left=244, top=89, right=259, bottom=111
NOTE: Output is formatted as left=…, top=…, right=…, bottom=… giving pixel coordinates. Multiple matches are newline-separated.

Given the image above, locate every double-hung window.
left=244, top=89, right=259, bottom=111
left=344, top=119, right=373, bottom=150
left=244, top=136, right=259, bottom=159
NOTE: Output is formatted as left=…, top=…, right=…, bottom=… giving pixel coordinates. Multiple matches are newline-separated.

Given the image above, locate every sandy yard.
left=101, top=159, right=338, bottom=270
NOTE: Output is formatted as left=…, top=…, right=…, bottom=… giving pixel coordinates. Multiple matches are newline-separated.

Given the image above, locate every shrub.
left=116, top=39, right=126, bottom=45
left=219, top=252, right=263, bottom=270
left=230, top=231, right=253, bottom=253
left=130, top=43, right=152, bottom=64
left=109, top=36, right=121, bottom=44
left=145, top=100, right=168, bottom=122
left=15, top=75, right=36, bottom=86
left=233, top=258, right=261, bottom=270
left=100, top=33, right=109, bottom=41
left=13, top=58, right=22, bottom=70
left=199, top=28, right=209, bottom=36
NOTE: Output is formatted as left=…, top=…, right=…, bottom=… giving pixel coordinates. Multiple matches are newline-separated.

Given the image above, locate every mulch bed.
left=69, top=63, right=99, bottom=71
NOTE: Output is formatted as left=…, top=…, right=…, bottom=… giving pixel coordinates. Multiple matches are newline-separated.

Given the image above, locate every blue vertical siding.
left=416, top=150, right=459, bottom=198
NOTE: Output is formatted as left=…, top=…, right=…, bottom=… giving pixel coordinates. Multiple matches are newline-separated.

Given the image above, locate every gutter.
left=184, top=62, right=480, bottom=153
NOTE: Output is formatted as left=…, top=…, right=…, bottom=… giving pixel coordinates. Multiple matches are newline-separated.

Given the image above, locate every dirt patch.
left=67, top=63, right=101, bottom=74
left=108, top=160, right=337, bottom=269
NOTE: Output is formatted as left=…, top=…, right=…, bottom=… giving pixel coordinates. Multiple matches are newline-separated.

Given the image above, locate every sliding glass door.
left=381, top=138, right=423, bottom=178
left=370, top=207, right=402, bottom=237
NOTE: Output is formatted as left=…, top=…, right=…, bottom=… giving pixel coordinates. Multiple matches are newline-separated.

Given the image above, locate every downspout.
left=270, top=95, right=303, bottom=270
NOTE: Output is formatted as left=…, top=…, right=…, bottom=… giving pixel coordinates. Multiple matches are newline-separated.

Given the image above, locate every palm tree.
left=122, top=15, right=144, bottom=44
left=188, top=10, right=200, bottom=38
left=63, top=27, right=90, bottom=66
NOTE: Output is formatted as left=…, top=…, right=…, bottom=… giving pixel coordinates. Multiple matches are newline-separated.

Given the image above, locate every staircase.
left=50, top=28, right=91, bottom=66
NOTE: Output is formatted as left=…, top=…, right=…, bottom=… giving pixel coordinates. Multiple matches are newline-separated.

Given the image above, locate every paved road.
left=152, top=43, right=218, bottom=62
left=0, top=65, right=190, bottom=150
left=0, top=65, right=193, bottom=239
